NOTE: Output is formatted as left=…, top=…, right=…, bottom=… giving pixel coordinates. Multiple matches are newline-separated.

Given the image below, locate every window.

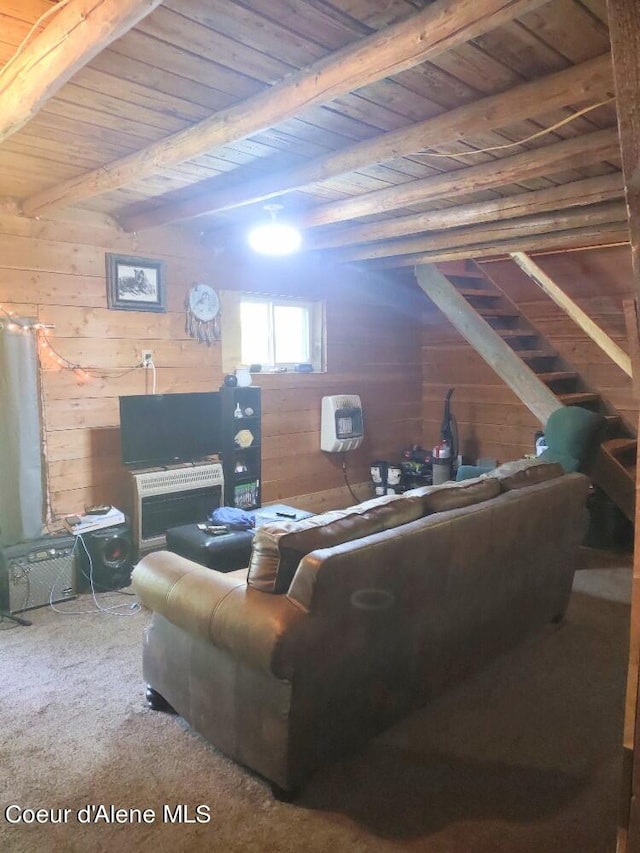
left=221, top=292, right=325, bottom=373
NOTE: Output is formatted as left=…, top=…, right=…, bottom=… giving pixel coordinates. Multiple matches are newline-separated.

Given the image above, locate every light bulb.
left=248, top=204, right=301, bottom=255
left=248, top=222, right=302, bottom=255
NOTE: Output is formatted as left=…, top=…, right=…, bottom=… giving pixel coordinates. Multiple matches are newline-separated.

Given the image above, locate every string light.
left=1, top=303, right=140, bottom=381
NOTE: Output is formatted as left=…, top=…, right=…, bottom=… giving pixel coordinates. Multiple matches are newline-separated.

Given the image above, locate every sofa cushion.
left=403, top=476, right=500, bottom=513
left=486, top=458, right=564, bottom=491
left=247, top=492, right=426, bottom=594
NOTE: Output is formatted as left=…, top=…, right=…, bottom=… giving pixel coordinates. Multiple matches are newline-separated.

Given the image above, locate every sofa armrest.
left=132, top=551, right=305, bottom=679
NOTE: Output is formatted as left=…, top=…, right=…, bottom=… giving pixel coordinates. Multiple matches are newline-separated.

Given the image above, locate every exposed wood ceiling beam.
left=299, top=127, right=621, bottom=230
left=0, top=0, right=165, bottom=144
left=19, top=0, right=550, bottom=218
left=325, top=200, right=628, bottom=262
left=415, top=263, right=561, bottom=425
left=371, top=221, right=630, bottom=267
left=308, top=174, right=624, bottom=250
left=511, top=251, right=631, bottom=376
left=119, top=53, right=615, bottom=232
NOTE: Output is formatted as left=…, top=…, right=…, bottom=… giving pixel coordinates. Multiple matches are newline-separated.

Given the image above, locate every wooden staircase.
left=434, top=259, right=637, bottom=522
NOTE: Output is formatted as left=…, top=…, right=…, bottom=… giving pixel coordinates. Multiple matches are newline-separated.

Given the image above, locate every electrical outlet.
left=141, top=350, right=153, bottom=367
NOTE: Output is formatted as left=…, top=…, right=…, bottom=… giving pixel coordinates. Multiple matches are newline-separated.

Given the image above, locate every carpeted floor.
left=1, top=563, right=630, bottom=853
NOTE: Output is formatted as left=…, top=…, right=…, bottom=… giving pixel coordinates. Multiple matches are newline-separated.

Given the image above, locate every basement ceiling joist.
left=0, top=0, right=629, bottom=265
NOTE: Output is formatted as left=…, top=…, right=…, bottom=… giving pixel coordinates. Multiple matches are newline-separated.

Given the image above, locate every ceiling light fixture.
left=247, top=204, right=302, bottom=256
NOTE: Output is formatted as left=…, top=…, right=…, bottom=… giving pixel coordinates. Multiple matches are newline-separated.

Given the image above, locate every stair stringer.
left=421, top=260, right=636, bottom=521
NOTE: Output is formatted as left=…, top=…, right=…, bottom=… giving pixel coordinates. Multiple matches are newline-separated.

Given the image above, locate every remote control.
left=85, top=504, right=112, bottom=515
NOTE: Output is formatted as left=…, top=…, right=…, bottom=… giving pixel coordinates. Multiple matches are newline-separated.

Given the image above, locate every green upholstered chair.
left=537, top=405, right=605, bottom=473
left=456, top=464, right=494, bottom=481
left=456, top=405, right=605, bottom=481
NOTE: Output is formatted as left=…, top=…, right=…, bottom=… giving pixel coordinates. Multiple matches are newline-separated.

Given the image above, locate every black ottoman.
left=165, top=505, right=314, bottom=573
left=165, top=525, right=255, bottom=573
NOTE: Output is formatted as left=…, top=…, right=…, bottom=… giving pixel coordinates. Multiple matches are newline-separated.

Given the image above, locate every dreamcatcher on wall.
left=185, top=283, right=221, bottom=345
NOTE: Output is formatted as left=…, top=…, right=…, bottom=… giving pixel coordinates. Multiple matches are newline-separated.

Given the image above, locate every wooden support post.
left=608, top=0, right=640, bottom=849
left=414, top=263, right=562, bottom=425
left=511, top=252, right=632, bottom=377
left=624, top=299, right=640, bottom=398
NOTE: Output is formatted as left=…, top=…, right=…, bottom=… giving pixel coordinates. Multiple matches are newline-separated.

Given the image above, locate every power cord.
left=342, top=456, right=360, bottom=505
left=49, top=535, right=141, bottom=617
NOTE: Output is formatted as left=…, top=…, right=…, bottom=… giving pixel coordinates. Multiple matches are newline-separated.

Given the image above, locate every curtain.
left=0, top=322, right=43, bottom=546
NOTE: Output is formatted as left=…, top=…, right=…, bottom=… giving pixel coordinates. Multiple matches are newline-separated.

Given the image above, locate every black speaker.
left=75, top=524, right=133, bottom=593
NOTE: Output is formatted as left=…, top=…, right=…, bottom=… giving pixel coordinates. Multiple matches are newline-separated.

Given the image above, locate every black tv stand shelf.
left=220, top=385, right=261, bottom=509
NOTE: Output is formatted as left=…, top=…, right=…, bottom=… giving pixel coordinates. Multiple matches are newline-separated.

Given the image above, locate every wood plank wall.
left=0, top=211, right=423, bottom=527
left=421, top=246, right=638, bottom=465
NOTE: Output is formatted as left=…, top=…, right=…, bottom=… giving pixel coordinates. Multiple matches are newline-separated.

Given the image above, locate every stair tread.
left=602, top=437, right=637, bottom=455
left=477, top=308, right=519, bottom=317
left=536, top=371, right=578, bottom=382
left=604, top=415, right=622, bottom=430
left=457, top=287, right=499, bottom=298
left=518, top=350, right=557, bottom=360
left=558, top=392, right=601, bottom=405
left=498, top=330, right=539, bottom=339
left=442, top=268, right=487, bottom=280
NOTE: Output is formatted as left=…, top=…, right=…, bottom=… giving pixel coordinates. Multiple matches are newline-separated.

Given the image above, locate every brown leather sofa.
left=132, top=461, right=589, bottom=796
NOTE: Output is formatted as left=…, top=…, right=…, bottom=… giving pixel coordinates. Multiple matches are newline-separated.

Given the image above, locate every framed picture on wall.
left=106, top=254, right=166, bottom=312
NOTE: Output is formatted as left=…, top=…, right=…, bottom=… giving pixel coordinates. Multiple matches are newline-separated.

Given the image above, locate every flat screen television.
left=119, top=392, right=222, bottom=467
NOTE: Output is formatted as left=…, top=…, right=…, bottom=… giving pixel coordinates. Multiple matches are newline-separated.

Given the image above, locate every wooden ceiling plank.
left=1, top=1, right=54, bottom=23
left=117, top=53, right=615, bottom=232
left=35, top=99, right=168, bottom=147
left=578, top=0, right=609, bottom=24
left=56, top=82, right=192, bottom=135
left=431, top=41, right=524, bottom=93
left=518, top=0, right=610, bottom=62
left=0, top=0, right=165, bottom=143
left=20, top=0, right=552, bottom=217
left=472, top=19, right=570, bottom=78
left=136, top=6, right=296, bottom=82
left=162, top=0, right=329, bottom=67
left=0, top=14, right=39, bottom=47
left=511, top=251, right=631, bottom=375
left=310, top=173, right=624, bottom=249
left=70, top=66, right=214, bottom=125
left=298, top=125, right=620, bottom=227
left=229, top=0, right=371, bottom=48
left=107, top=30, right=263, bottom=101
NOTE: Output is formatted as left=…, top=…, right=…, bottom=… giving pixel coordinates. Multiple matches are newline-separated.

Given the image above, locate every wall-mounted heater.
left=320, top=395, right=364, bottom=452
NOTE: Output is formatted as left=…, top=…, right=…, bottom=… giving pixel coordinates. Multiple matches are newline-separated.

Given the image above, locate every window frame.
left=220, top=290, right=325, bottom=374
